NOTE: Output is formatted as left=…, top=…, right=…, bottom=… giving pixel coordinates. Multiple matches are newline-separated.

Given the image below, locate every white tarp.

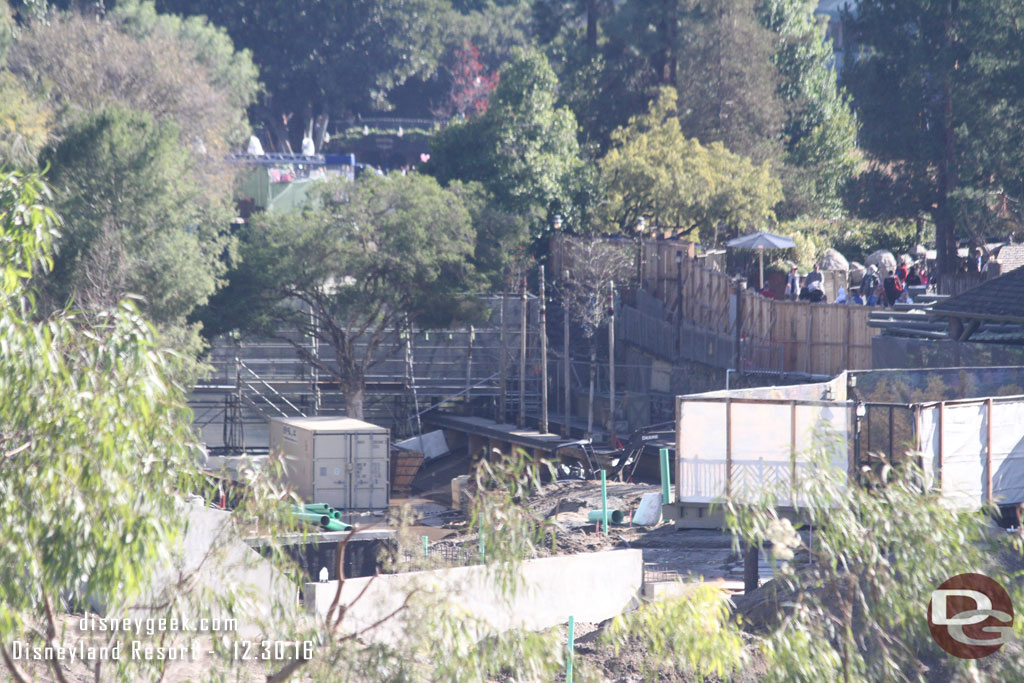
left=921, top=399, right=1024, bottom=509
left=395, top=430, right=449, bottom=460
left=678, top=399, right=852, bottom=506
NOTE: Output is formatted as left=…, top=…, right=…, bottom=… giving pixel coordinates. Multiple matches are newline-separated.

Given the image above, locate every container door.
left=352, top=432, right=390, bottom=508
left=313, top=434, right=352, bottom=509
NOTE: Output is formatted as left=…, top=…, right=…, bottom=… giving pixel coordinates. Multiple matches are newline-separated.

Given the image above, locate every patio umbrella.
left=726, top=231, right=797, bottom=289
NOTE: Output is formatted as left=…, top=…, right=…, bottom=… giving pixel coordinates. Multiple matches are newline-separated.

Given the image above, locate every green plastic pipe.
left=567, top=615, right=575, bottom=683
left=660, top=447, right=671, bottom=504
left=600, top=469, right=608, bottom=535
left=324, top=519, right=352, bottom=532
left=587, top=509, right=624, bottom=525
left=292, top=512, right=331, bottom=527
left=304, top=503, right=334, bottom=514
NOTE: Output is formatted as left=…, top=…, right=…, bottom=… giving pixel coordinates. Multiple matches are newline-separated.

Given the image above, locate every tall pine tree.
left=844, top=0, right=1024, bottom=278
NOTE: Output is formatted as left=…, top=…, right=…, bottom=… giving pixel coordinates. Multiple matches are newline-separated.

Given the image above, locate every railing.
left=678, top=457, right=810, bottom=505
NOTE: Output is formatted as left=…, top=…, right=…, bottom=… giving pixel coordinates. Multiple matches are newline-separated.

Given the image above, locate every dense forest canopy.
left=1, top=0, right=1023, bottom=349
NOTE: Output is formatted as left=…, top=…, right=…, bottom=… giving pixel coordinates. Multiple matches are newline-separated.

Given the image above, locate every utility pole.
left=519, top=277, right=527, bottom=428
left=539, top=266, right=549, bottom=434
left=734, top=279, right=744, bottom=378
left=676, top=251, right=683, bottom=358
left=563, top=270, right=571, bottom=437
left=465, top=324, right=474, bottom=403
left=608, top=280, right=616, bottom=444
left=498, top=291, right=507, bottom=423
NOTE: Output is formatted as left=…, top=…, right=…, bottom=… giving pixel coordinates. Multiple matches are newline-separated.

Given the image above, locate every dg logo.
left=928, top=573, right=1015, bottom=659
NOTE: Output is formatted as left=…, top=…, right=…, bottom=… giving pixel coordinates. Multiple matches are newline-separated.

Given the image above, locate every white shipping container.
left=269, top=416, right=389, bottom=510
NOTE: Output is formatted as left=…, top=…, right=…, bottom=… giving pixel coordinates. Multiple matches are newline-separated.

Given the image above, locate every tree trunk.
left=586, top=0, right=598, bottom=51
left=344, top=382, right=366, bottom=421
left=587, top=337, right=596, bottom=438
left=936, top=0, right=959, bottom=281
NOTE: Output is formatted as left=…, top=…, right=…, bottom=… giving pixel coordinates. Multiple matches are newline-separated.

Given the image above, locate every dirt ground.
left=408, top=475, right=775, bottom=588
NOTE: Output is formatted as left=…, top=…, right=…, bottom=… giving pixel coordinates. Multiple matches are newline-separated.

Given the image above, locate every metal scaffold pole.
left=539, top=266, right=548, bottom=434
left=519, top=278, right=527, bottom=428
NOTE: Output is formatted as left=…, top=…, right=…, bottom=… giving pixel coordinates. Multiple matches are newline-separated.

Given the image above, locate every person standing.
left=861, top=265, right=880, bottom=306
left=804, top=264, right=823, bottom=289
left=785, top=266, right=801, bottom=300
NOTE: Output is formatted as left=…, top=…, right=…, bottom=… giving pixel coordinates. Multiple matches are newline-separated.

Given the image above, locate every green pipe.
left=325, top=519, right=352, bottom=532
left=304, top=503, right=334, bottom=514
left=292, top=512, right=331, bottom=527
left=330, top=510, right=343, bottom=520
left=660, top=447, right=671, bottom=504
left=588, top=509, right=624, bottom=525
left=422, top=535, right=429, bottom=558
left=600, top=469, right=608, bottom=534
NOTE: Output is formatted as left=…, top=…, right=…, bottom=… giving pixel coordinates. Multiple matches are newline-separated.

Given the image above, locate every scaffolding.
left=189, top=295, right=545, bottom=452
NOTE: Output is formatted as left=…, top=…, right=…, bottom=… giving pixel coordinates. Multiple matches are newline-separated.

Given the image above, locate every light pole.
left=636, top=216, right=646, bottom=287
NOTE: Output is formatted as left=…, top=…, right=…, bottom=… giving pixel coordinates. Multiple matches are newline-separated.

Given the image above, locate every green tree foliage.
left=7, top=1, right=258, bottom=173
left=0, top=170, right=202, bottom=682
left=201, top=172, right=483, bottom=420
left=428, top=47, right=582, bottom=233
left=41, top=107, right=229, bottom=363
left=598, top=87, right=781, bottom=245
left=613, top=440, right=1024, bottom=681
left=728, top=449, right=1024, bottom=682
left=157, top=0, right=450, bottom=151
left=603, top=583, right=748, bottom=680
left=445, top=179, right=531, bottom=291
left=0, top=72, right=51, bottom=169
left=671, top=0, right=784, bottom=165
left=843, top=0, right=1024, bottom=277
left=757, top=0, right=859, bottom=219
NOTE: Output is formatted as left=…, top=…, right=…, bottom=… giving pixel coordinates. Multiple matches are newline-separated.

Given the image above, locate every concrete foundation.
left=303, top=549, right=643, bottom=645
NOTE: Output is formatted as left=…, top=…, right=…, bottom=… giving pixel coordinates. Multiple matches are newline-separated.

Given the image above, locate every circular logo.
left=928, top=573, right=1014, bottom=659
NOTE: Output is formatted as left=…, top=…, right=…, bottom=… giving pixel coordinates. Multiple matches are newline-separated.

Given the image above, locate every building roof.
left=932, top=266, right=1024, bottom=322
left=995, top=244, right=1024, bottom=273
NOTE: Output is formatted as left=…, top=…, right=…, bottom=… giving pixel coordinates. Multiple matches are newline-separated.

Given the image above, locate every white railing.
left=679, top=457, right=808, bottom=505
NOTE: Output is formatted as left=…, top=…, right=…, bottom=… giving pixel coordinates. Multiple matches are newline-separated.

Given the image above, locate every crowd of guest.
left=761, top=256, right=929, bottom=307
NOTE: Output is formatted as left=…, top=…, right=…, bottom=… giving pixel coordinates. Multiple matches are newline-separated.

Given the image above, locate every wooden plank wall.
left=676, top=257, right=877, bottom=374
left=762, top=299, right=877, bottom=375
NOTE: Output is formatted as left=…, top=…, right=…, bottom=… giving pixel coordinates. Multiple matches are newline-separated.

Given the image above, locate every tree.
left=557, top=237, right=633, bottom=437
left=436, top=41, right=499, bottom=118
left=757, top=0, right=859, bottom=219
left=40, top=107, right=229, bottom=366
left=200, top=173, right=484, bottom=420
left=0, top=171, right=221, bottom=683
left=671, top=0, right=785, bottom=164
left=428, top=47, right=582, bottom=233
left=7, top=1, right=258, bottom=189
left=603, top=443, right=1024, bottom=680
left=598, top=87, right=782, bottom=245
left=157, top=0, right=451, bottom=152
left=0, top=72, right=51, bottom=169
left=0, top=170, right=561, bottom=683
left=445, top=179, right=531, bottom=291
left=843, top=0, right=1024, bottom=279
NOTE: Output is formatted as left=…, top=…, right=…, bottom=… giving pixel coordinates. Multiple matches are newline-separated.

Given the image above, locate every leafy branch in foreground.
left=727, top=448, right=1024, bottom=683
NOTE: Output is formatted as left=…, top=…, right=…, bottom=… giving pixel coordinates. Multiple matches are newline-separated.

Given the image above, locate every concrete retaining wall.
left=303, top=549, right=643, bottom=644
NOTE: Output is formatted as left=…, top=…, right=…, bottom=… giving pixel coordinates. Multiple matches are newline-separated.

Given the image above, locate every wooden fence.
left=619, top=256, right=878, bottom=375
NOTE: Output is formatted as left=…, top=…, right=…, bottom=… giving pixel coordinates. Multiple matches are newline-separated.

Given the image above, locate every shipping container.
left=269, top=416, right=389, bottom=510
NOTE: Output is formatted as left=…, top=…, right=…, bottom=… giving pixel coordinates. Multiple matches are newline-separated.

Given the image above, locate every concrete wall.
left=131, top=501, right=298, bottom=638
left=303, top=549, right=643, bottom=645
